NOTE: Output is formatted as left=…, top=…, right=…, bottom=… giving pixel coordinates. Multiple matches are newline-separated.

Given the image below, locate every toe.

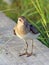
left=19, top=52, right=27, bottom=56
left=27, top=53, right=32, bottom=57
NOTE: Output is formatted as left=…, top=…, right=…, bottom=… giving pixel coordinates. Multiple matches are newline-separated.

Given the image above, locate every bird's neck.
left=16, top=24, right=27, bottom=36
left=17, top=24, right=25, bottom=30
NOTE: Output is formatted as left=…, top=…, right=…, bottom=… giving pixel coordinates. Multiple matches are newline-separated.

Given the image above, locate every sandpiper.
left=13, top=16, right=40, bottom=57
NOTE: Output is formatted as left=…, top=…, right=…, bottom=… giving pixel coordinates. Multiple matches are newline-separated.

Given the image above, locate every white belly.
left=23, top=32, right=40, bottom=40
left=16, top=31, right=40, bottom=40
left=16, top=30, right=24, bottom=39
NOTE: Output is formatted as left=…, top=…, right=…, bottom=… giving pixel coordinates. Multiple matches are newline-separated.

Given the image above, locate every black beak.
left=13, top=29, right=16, bottom=35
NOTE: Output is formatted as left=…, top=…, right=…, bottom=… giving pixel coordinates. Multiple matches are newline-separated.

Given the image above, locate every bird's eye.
left=19, top=19, right=22, bottom=22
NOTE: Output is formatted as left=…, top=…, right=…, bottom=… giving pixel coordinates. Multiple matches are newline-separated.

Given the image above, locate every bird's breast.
left=15, top=25, right=28, bottom=39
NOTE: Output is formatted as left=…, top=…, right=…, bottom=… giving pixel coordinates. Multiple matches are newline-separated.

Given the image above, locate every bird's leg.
left=27, top=39, right=34, bottom=57
left=25, top=41, right=28, bottom=53
left=19, top=41, right=28, bottom=56
left=31, top=40, right=36, bottom=56
left=31, top=39, right=33, bottom=54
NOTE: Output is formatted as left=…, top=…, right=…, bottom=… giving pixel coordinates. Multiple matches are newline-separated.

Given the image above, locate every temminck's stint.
left=13, top=16, right=40, bottom=57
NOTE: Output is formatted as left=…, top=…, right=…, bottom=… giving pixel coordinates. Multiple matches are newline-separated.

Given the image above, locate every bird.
left=13, top=16, right=40, bottom=57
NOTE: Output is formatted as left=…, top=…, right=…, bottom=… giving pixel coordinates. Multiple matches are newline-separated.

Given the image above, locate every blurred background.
left=0, top=0, right=49, bottom=47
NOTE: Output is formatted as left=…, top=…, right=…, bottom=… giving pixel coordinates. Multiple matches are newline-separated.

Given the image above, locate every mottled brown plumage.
left=13, top=16, right=40, bottom=57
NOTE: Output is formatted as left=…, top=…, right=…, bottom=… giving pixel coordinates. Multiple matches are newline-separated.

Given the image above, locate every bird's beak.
left=13, top=29, right=16, bottom=35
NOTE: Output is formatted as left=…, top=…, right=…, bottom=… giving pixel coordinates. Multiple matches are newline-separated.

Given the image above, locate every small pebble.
left=6, top=52, right=8, bottom=55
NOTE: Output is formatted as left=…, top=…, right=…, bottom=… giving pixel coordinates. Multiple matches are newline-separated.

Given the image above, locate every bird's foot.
left=19, top=52, right=27, bottom=56
left=27, top=52, right=32, bottom=57
left=19, top=52, right=36, bottom=57
left=27, top=52, right=36, bottom=57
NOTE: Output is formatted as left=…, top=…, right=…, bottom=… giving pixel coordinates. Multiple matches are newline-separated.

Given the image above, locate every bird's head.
left=13, top=16, right=29, bottom=35
left=17, top=16, right=28, bottom=26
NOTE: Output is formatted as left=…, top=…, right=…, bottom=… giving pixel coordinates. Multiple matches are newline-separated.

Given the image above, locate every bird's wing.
left=30, top=24, right=39, bottom=34
left=25, top=21, right=39, bottom=34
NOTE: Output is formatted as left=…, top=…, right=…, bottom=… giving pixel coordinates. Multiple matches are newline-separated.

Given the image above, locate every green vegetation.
left=0, top=0, right=49, bottom=47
